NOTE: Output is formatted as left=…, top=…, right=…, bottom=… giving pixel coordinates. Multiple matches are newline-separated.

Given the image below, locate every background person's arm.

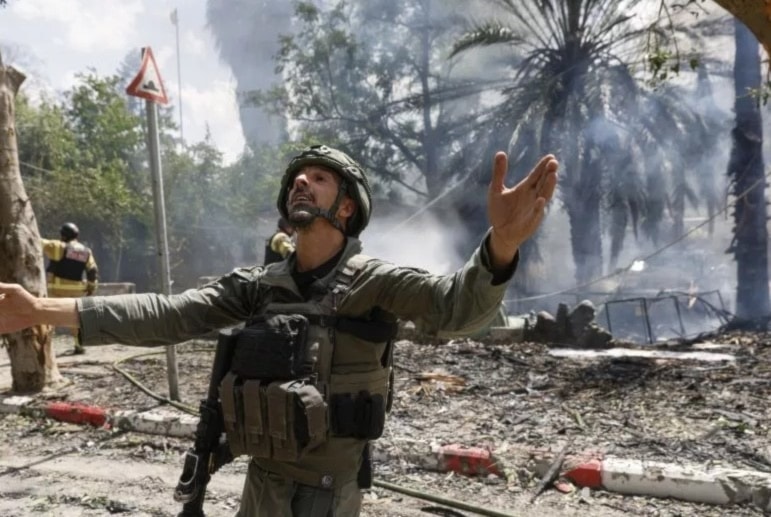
left=85, top=253, right=99, bottom=294
left=40, top=238, right=62, bottom=261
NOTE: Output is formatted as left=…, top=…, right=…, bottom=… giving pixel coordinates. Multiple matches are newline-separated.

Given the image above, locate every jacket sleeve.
left=76, top=266, right=263, bottom=347
left=341, top=230, right=518, bottom=338
left=41, top=239, right=61, bottom=260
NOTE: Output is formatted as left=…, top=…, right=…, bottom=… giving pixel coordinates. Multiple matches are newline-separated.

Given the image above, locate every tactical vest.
left=47, top=242, right=91, bottom=281
left=263, top=235, right=284, bottom=265
left=219, top=254, right=397, bottom=489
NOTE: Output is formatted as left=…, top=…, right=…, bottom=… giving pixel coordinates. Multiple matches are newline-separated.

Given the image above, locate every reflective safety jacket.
left=77, top=233, right=517, bottom=487
left=42, top=239, right=98, bottom=296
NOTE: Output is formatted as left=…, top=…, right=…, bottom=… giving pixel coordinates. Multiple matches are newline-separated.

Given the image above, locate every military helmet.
left=277, top=145, right=372, bottom=237
left=60, top=222, right=79, bottom=242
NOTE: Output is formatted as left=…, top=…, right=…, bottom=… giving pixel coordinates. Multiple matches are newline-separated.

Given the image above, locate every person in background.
left=264, top=216, right=296, bottom=265
left=42, top=222, right=98, bottom=354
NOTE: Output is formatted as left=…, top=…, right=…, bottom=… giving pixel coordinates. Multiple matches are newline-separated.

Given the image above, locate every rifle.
left=174, top=327, right=239, bottom=517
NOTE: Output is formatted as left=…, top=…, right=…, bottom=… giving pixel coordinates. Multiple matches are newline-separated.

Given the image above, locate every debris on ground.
left=1, top=329, right=770, bottom=516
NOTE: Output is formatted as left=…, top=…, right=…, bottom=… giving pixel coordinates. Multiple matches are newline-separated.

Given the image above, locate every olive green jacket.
left=77, top=232, right=517, bottom=347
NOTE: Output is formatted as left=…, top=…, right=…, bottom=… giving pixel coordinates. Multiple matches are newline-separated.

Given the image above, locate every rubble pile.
left=526, top=300, right=613, bottom=348
left=2, top=328, right=770, bottom=516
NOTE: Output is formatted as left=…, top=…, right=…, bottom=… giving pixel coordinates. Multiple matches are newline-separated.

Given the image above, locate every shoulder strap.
left=333, top=253, right=373, bottom=292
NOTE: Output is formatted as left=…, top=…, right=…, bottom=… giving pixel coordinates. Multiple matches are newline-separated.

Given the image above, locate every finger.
left=524, top=154, right=557, bottom=189
left=538, top=170, right=558, bottom=202
left=489, top=152, right=508, bottom=194
left=528, top=197, right=547, bottom=229
left=531, top=157, right=557, bottom=195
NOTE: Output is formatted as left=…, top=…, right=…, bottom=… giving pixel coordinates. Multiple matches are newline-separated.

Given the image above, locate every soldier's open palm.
left=488, top=152, right=558, bottom=249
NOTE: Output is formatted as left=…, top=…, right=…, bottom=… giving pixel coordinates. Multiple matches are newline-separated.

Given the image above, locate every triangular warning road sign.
left=126, top=47, right=168, bottom=105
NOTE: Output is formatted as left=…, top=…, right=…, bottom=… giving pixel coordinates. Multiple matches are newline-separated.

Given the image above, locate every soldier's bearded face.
left=286, top=166, right=341, bottom=227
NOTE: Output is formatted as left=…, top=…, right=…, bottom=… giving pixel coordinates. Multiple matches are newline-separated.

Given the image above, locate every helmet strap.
left=321, top=181, right=348, bottom=233
left=290, top=181, right=348, bottom=234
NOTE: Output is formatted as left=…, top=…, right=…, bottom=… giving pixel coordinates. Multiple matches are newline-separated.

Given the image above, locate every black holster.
left=357, top=442, right=373, bottom=489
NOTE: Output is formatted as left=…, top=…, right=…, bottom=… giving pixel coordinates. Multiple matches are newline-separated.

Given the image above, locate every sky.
left=0, top=0, right=246, bottom=164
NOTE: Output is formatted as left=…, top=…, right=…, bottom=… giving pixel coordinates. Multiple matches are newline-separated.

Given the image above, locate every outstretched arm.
left=487, top=152, right=558, bottom=269
left=0, top=283, right=78, bottom=333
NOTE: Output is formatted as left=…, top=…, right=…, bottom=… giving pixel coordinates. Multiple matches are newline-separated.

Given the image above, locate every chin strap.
left=293, top=181, right=348, bottom=234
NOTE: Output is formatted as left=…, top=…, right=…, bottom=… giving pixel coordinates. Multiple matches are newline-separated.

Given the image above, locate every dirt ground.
left=1, top=329, right=770, bottom=516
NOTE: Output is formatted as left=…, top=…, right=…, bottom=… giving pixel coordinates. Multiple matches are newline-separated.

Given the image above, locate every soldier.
left=264, top=216, right=296, bottom=265
left=0, top=144, right=558, bottom=516
left=41, top=222, right=99, bottom=354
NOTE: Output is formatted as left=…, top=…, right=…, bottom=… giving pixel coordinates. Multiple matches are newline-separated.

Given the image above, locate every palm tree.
left=452, top=0, right=714, bottom=286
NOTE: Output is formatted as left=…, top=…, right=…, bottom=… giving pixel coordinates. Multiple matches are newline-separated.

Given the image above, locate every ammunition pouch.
left=231, top=314, right=309, bottom=380
left=268, top=380, right=328, bottom=461
left=328, top=368, right=389, bottom=440
left=219, top=308, right=395, bottom=465
left=220, top=374, right=327, bottom=461
left=330, top=391, right=385, bottom=439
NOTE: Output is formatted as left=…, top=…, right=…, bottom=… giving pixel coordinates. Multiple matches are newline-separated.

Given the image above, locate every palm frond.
left=451, top=24, right=524, bottom=57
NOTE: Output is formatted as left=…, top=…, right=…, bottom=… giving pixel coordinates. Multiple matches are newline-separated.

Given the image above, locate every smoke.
left=200, top=0, right=751, bottom=323
left=206, top=0, right=292, bottom=147
left=361, top=208, right=468, bottom=274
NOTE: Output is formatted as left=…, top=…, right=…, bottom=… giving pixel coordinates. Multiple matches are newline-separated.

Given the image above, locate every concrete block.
left=0, top=395, right=34, bottom=414
left=566, top=457, right=771, bottom=513
left=111, top=408, right=198, bottom=438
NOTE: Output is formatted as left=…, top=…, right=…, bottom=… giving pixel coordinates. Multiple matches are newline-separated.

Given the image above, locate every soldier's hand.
left=487, top=152, right=558, bottom=268
left=0, top=283, right=40, bottom=333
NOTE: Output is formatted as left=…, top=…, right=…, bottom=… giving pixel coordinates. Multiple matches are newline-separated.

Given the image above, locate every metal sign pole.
left=145, top=99, right=180, bottom=401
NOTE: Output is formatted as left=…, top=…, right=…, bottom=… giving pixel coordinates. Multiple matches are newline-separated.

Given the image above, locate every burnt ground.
left=0, top=330, right=770, bottom=516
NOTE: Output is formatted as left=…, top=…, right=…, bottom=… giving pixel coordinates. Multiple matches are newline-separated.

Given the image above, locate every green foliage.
left=221, top=143, right=288, bottom=222
left=450, top=24, right=521, bottom=57
left=16, top=71, right=284, bottom=290
left=17, top=74, right=148, bottom=284
left=744, top=81, right=771, bottom=106
left=66, top=73, right=143, bottom=165
left=647, top=46, right=677, bottom=83
left=15, top=94, right=78, bottom=172
left=645, top=0, right=710, bottom=86
left=247, top=0, right=483, bottom=199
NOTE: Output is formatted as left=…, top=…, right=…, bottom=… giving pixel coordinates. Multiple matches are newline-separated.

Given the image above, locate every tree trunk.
left=712, top=0, right=771, bottom=56
left=0, top=52, right=61, bottom=391
left=727, top=20, right=770, bottom=321
left=566, top=149, right=603, bottom=287
left=567, top=192, right=602, bottom=286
